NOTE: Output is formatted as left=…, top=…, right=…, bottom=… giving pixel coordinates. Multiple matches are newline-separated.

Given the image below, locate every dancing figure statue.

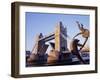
left=70, top=21, right=90, bottom=64
left=73, top=21, right=89, bottom=51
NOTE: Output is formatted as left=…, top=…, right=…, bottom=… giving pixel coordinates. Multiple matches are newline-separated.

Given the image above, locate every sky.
left=25, top=12, right=89, bottom=52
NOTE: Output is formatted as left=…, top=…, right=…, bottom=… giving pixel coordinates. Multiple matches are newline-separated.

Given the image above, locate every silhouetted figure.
left=70, top=39, right=86, bottom=64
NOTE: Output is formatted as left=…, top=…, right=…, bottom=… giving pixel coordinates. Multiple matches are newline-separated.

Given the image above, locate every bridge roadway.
left=39, top=32, right=68, bottom=42
left=39, top=32, right=55, bottom=42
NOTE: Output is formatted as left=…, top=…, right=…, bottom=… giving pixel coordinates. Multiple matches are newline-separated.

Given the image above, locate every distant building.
left=26, top=51, right=31, bottom=61
left=26, top=51, right=31, bottom=55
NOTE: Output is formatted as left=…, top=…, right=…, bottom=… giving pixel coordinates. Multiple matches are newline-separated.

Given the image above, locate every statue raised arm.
left=74, top=21, right=89, bottom=39
left=73, top=21, right=90, bottom=51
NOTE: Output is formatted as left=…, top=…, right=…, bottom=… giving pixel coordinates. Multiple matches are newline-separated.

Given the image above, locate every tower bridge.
left=28, top=21, right=72, bottom=65
left=32, top=21, right=68, bottom=54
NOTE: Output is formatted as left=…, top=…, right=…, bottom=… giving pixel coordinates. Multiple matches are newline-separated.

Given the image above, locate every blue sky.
left=25, top=12, right=89, bottom=51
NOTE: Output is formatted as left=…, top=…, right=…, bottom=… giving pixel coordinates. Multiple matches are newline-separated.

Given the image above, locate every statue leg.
left=75, top=51, right=86, bottom=64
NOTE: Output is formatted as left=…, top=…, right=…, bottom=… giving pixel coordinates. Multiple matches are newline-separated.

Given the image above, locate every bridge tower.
left=55, top=21, right=68, bottom=52
left=32, top=33, right=48, bottom=55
